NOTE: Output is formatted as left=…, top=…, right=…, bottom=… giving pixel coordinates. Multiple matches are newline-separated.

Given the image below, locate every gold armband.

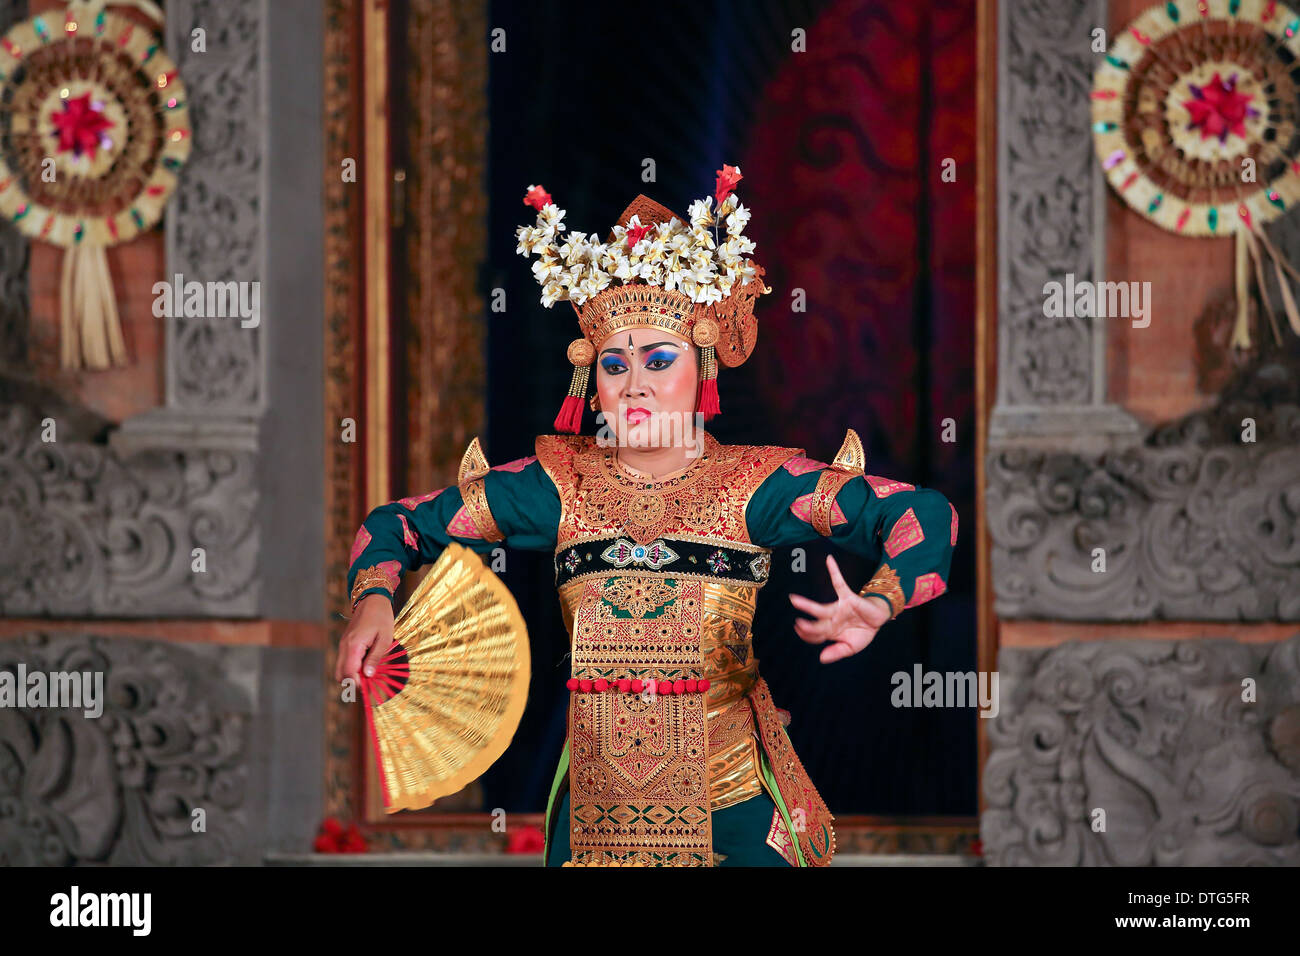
left=858, top=562, right=904, bottom=619
left=810, top=427, right=866, bottom=537
left=457, top=437, right=505, bottom=543
left=350, top=563, right=401, bottom=610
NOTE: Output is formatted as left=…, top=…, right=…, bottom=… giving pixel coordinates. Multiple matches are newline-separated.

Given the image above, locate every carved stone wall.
left=0, top=0, right=323, bottom=864
left=983, top=636, right=1300, bottom=865
left=0, top=632, right=319, bottom=865
left=987, top=0, right=1300, bottom=868
left=990, top=0, right=1300, bottom=620
left=0, top=404, right=259, bottom=617
left=989, top=358, right=1300, bottom=620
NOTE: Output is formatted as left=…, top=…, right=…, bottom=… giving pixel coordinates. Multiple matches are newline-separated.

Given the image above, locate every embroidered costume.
left=347, top=167, right=956, bottom=866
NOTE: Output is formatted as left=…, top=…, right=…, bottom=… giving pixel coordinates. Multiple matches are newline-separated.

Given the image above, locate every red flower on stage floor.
left=313, top=816, right=368, bottom=853
left=50, top=92, right=114, bottom=159
left=1184, top=72, right=1256, bottom=144
left=505, top=825, right=545, bottom=854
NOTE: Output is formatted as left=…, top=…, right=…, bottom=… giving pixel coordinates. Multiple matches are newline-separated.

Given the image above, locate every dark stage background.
left=475, top=0, right=977, bottom=816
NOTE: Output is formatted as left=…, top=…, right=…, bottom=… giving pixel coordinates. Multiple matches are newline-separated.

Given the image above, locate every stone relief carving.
left=0, top=404, right=259, bottom=617
left=990, top=335, right=1300, bottom=622
left=983, top=637, right=1300, bottom=865
left=998, top=0, right=1105, bottom=410
left=992, top=0, right=1300, bottom=620
left=0, top=633, right=250, bottom=865
left=164, top=0, right=265, bottom=414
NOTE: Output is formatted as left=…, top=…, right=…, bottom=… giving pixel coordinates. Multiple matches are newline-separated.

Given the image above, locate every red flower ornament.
left=1184, top=72, right=1257, bottom=144
left=523, top=184, right=553, bottom=209
left=625, top=216, right=652, bottom=247
left=50, top=92, right=114, bottom=160
left=714, top=163, right=743, bottom=204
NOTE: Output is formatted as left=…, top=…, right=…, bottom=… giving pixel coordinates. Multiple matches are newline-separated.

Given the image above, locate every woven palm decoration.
left=0, top=0, right=190, bottom=369
left=359, top=542, right=530, bottom=814
left=1092, top=0, right=1300, bottom=350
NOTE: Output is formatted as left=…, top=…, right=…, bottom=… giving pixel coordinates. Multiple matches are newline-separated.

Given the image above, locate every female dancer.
left=337, top=168, right=956, bottom=866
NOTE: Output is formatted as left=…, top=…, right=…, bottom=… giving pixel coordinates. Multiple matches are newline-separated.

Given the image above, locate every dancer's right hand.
left=335, top=593, right=396, bottom=686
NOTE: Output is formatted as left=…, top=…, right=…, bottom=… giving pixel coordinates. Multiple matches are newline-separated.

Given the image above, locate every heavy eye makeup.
left=598, top=344, right=680, bottom=376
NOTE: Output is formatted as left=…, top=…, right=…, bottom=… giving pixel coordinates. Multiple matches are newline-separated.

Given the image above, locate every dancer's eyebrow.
left=599, top=341, right=680, bottom=357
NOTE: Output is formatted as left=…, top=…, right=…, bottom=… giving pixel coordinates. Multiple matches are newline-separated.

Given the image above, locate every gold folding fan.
left=359, top=542, right=530, bottom=813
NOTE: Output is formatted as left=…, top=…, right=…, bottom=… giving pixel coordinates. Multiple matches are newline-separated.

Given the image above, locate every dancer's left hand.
left=789, top=554, right=892, bottom=663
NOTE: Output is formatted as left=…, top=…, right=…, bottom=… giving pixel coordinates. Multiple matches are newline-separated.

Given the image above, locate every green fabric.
left=542, top=738, right=569, bottom=866
left=745, top=460, right=955, bottom=610
left=347, top=457, right=561, bottom=605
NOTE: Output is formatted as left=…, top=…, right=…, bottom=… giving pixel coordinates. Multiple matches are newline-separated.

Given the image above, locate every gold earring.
left=588, top=394, right=599, bottom=412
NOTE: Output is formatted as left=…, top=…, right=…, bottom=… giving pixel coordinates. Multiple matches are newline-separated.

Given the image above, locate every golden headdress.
left=515, top=165, right=770, bottom=433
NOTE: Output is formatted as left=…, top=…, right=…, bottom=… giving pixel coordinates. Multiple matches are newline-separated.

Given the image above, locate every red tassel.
left=695, top=376, right=720, bottom=419
left=553, top=394, right=583, bottom=434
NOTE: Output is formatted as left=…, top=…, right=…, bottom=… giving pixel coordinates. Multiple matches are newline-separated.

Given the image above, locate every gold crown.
left=571, top=194, right=767, bottom=370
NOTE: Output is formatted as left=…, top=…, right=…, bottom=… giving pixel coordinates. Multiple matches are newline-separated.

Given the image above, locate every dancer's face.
left=594, top=327, right=699, bottom=448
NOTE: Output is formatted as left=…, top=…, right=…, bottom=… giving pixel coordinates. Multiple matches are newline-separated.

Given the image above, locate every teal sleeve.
left=346, top=457, right=560, bottom=608
left=746, top=462, right=955, bottom=612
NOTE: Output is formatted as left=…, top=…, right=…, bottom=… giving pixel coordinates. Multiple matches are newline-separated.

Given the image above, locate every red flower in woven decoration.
left=50, top=92, right=114, bottom=159
left=313, top=816, right=368, bottom=853
left=504, top=825, right=545, bottom=854
left=1184, top=72, right=1257, bottom=143
left=714, top=163, right=743, bottom=204
left=523, top=184, right=553, bottom=209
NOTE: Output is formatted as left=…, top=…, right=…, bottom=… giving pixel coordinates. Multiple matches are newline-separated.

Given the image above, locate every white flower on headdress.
left=558, top=231, right=590, bottom=266
left=517, top=178, right=759, bottom=307
left=531, top=253, right=563, bottom=283
left=725, top=203, right=751, bottom=236
left=697, top=283, right=725, bottom=306
left=583, top=271, right=611, bottom=298
left=541, top=280, right=565, bottom=307
left=690, top=226, right=716, bottom=254
left=613, top=256, right=638, bottom=282
left=688, top=197, right=715, bottom=229
left=640, top=238, right=666, bottom=263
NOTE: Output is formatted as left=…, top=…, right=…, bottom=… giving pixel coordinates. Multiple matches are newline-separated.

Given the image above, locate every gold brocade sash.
left=568, top=574, right=712, bottom=866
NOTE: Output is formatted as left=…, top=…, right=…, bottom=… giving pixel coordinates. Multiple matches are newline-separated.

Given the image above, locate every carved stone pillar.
left=110, top=0, right=267, bottom=456
left=992, top=0, right=1140, bottom=442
